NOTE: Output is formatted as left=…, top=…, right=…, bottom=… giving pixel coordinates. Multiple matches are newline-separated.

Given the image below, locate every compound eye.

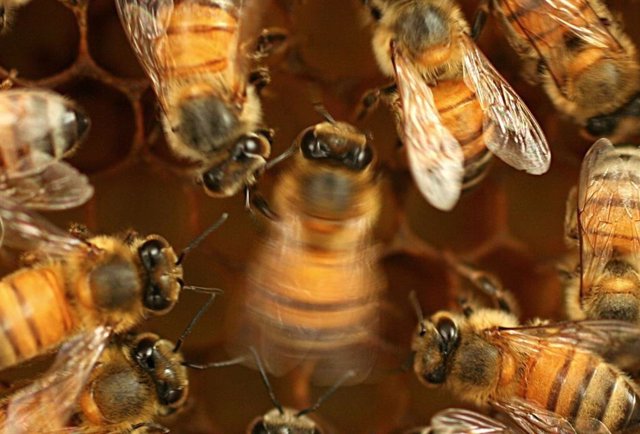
left=133, top=337, right=157, bottom=371
left=202, top=168, right=224, bottom=193
left=300, top=129, right=330, bottom=159
left=586, top=115, right=617, bottom=136
left=158, top=382, right=185, bottom=406
left=139, top=239, right=166, bottom=270
left=344, top=145, right=374, bottom=170
left=436, top=317, right=458, bottom=346
left=249, top=420, right=268, bottom=434
left=234, top=135, right=269, bottom=161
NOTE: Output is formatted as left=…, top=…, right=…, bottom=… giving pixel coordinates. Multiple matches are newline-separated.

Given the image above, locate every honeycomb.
left=0, top=0, right=639, bottom=432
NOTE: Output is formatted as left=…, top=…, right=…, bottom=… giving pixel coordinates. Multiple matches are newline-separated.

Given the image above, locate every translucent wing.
left=576, top=139, right=640, bottom=292
left=428, top=408, right=513, bottom=433
left=0, top=199, right=88, bottom=256
left=115, top=0, right=173, bottom=107
left=493, top=398, right=610, bottom=433
left=393, top=47, right=464, bottom=211
left=495, top=0, right=622, bottom=92
left=491, top=399, right=577, bottom=434
left=461, top=36, right=550, bottom=175
left=2, top=327, right=111, bottom=433
left=493, top=319, right=640, bottom=359
left=1, top=151, right=93, bottom=210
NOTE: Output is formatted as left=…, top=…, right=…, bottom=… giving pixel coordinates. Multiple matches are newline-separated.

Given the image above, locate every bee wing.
left=577, top=139, right=640, bottom=291
left=1, top=151, right=93, bottom=210
left=428, top=408, right=513, bottom=433
left=3, top=326, right=111, bottom=433
left=0, top=199, right=88, bottom=256
left=496, top=0, right=621, bottom=91
left=392, top=47, right=464, bottom=211
left=491, top=399, right=579, bottom=433
left=494, top=319, right=640, bottom=360
left=461, top=36, right=550, bottom=175
left=115, top=0, right=178, bottom=110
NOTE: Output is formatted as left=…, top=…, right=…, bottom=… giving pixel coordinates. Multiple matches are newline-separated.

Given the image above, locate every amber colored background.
left=0, top=0, right=639, bottom=432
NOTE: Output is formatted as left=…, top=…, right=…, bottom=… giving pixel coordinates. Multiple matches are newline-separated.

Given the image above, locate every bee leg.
left=354, top=82, right=397, bottom=122
left=245, top=186, right=279, bottom=221
left=471, top=0, right=490, bottom=41
left=249, top=67, right=271, bottom=95
left=255, top=27, right=289, bottom=58
left=447, top=256, right=519, bottom=315
left=130, top=421, right=169, bottom=433
left=563, top=186, right=579, bottom=246
left=68, top=222, right=93, bottom=241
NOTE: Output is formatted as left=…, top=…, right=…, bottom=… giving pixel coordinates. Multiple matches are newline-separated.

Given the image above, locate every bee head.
left=137, top=236, right=182, bottom=315
left=585, top=92, right=640, bottom=138
left=200, top=132, right=271, bottom=197
left=130, top=333, right=189, bottom=415
left=412, top=313, right=460, bottom=387
left=248, top=408, right=323, bottom=434
left=298, top=122, right=374, bottom=171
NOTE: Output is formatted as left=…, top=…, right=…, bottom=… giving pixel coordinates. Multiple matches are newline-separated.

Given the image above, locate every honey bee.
left=247, top=349, right=353, bottom=434
left=475, top=0, right=640, bottom=142
left=229, top=120, right=384, bottom=385
left=0, top=199, right=226, bottom=376
left=361, top=0, right=550, bottom=211
left=116, top=0, right=273, bottom=198
left=411, top=281, right=640, bottom=432
left=0, top=332, right=189, bottom=432
left=561, top=139, right=640, bottom=324
left=0, top=89, right=93, bottom=211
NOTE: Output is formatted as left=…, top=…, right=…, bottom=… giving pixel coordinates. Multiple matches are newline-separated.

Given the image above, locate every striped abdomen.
left=432, top=80, right=492, bottom=189
left=157, top=1, right=238, bottom=77
left=0, top=264, right=75, bottom=369
left=517, top=344, right=640, bottom=431
left=240, top=164, right=384, bottom=384
left=581, top=147, right=640, bottom=257
left=0, top=90, right=86, bottom=176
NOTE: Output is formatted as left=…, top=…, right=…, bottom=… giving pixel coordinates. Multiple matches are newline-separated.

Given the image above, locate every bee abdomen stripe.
left=568, top=358, right=598, bottom=420
left=547, top=351, right=573, bottom=411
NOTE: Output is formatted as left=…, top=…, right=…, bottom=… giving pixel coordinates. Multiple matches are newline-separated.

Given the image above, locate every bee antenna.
left=173, top=290, right=222, bottom=353
left=182, top=285, right=224, bottom=295
left=296, top=370, right=356, bottom=417
left=312, top=101, right=336, bottom=124
left=182, top=355, right=246, bottom=370
left=176, top=213, right=228, bottom=265
left=249, top=346, right=284, bottom=415
left=409, top=290, right=424, bottom=323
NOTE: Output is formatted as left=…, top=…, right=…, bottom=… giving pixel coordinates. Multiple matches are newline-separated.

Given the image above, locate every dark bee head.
left=137, top=236, right=182, bottom=315
left=585, top=92, right=640, bottom=138
left=177, top=95, right=240, bottom=154
left=200, top=132, right=271, bottom=197
left=62, top=101, right=91, bottom=155
left=298, top=121, right=374, bottom=171
left=247, top=408, right=323, bottom=434
left=130, top=333, right=189, bottom=415
left=412, top=313, right=460, bottom=387
left=394, top=2, right=451, bottom=58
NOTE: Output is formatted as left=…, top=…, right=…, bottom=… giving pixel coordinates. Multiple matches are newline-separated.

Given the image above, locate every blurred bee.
left=411, top=276, right=640, bottom=433
left=229, top=119, right=384, bottom=385
left=116, top=0, right=274, bottom=198
left=0, top=89, right=93, bottom=211
left=0, top=0, right=30, bottom=31
left=361, top=0, right=550, bottom=211
left=0, top=332, right=189, bottom=432
left=247, top=349, right=352, bottom=434
left=0, top=200, right=226, bottom=374
left=561, top=139, right=640, bottom=323
left=474, top=0, right=640, bottom=142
